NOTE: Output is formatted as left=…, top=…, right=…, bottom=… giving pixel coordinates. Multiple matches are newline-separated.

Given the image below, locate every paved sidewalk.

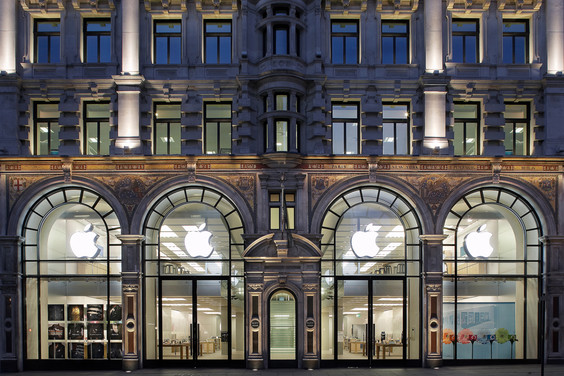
left=10, top=364, right=564, bottom=376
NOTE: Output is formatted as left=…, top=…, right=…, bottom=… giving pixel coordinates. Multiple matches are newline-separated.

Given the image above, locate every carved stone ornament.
left=447, top=0, right=491, bottom=12
left=187, top=162, right=197, bottom=183
left=9, top=175, right=43, bottom=208
left=310, top=174, right=355, bottom=209
left=376, top=0, right=419, bottom=13
left=144, top=0, right=187, bottom=12
left=98, top=174, right=162, bottom=215
left=302, top=283, right=318, bottom=292
left=221, top=175, right=256, bottom=209
left=62, top=162, right=72, bottom=183
left=405, top=174, right=468, bottom=216
left=71, top=0, right=116, bottom=11
left=521, top=176, right=558, bottom=211
left=247, top=283, right=264, bottom=292
left=123, top=284, right=139, bottom=293
left=492, top=162, right=501, bottom=184
left=426, top=284, right=442, bottom=293
left=21, top=0, right=65, bottom=12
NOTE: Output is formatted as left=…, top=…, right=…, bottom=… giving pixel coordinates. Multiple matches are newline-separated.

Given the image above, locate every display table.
left=201, top=341, right=215, bottom=354
left=374, top=343, right=402, bottom=359
left=349, top=341, right=366, bottom=355
left=162, top=343, right=191, bottom=359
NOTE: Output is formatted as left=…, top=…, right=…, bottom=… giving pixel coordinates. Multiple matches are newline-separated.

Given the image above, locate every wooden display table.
left=375, top=343, right=402, bottom=359
left=162, top=343, right=191, bottom=359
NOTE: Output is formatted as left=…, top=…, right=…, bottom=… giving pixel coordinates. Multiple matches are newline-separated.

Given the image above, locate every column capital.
left=116, top=234, right=145, bottom=245
left=540, top=235, right=564, bottom=245
left=420, top=234, right=448, bottom=244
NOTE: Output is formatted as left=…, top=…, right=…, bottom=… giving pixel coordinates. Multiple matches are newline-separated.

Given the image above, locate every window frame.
left=153, top=19, right=182, bottom=64
left=83, top=101, right=111, bottom=156
left=331, top=20, right=359, bottom=64
left=502, top=19, right=529, bottom=64
left=382, top=103, right=410, bottom=155
left=273, top=24, right=290, bottom=55
left=331, top=103, right=360, bottom=155
left=453, top=102, right=480, bottom=156
left=204, top=102, right=232, bottom=155
left=153, top=103, right=182, bottom=155
left=451, top=19, right=479, bottom=63
left=381, top=20, right=409, bottom=64
left=274, top=119, right=289, bottom=152
left=504, top=103, right=530, bottom=156
left=204, top=20, right=232, bottom=64
left=269, top=191, right=296, bottom=230
left=34, top=18, right=61, bottom=64
left=83, top=18, right=112, bottom=63
left=34, top=102, right=60, bottom=156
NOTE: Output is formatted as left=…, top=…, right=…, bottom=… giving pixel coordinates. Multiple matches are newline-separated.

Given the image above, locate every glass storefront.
left=320, top=187, right=421, bottom=365
left=22, top=187, right=122, bottom=361
left=143, top=186, right=245, bottom=364
left=442, top=188, right=542, bottom=360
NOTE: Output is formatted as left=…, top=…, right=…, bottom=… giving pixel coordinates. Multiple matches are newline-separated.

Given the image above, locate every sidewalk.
left=10, top=364, right=564, bottom=376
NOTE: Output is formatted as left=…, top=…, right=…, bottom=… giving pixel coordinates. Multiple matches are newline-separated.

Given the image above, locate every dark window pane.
left=452, top=36, right=464, bottom=63
left=86, top=35, right=98, bottom=63
left=345, top=37, right=357, bottom=64
left=502, top=36, right=513, bottom=64
left=504, top=22, right=526, bottom=33
left=156, top=22, right=181, bottom=33
left=50, top=37, right=60, bottom=63
left=155, top=37, right=168, bottom=64
left=466, top=36, right=477, bottom=63
left=37, top=36, right=49, bottom=63
left=37, top=21, right=60, bottom=32
left=332, top=22, right=357, bottom=33
left=206, top=37, right=218, bottom=63
left=219, top=37, right=231, bottom=63
left=169, top=37, right=181, bottom=64
left=453, top=21, right=476, bottom=32
left=275, top=28, right=288, bottom=55
left=382, top=37, right=393, bottom=64
left=332, top=38, right=344, bottom=64
left=514, top=37, right=526, bottom=63
left=100, top=36, right=111, bottom=63
left=382, top=22, right=407, bottom=33
left=333, top=122, right=344, bottom=154
left=206, top=22, right=231, bottom=33
left=396, top=37, right=407, bottom=63
left=87, top=21, right=111, bottom=32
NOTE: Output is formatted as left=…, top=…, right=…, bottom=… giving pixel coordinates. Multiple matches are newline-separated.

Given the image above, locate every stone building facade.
left=1, top=0, right=564, bottom=371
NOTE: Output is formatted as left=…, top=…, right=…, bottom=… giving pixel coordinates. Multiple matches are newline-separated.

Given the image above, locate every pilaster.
left=114, top=76, right=144, bottom=154
left=424, top=0, right=443, bottom=73
left=546, top=0, right=564, bottom=75
left=0, top=0, right=16, bottom=74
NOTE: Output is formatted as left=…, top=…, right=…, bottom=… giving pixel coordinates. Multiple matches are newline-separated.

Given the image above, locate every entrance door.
left=269, top=290, right=297, bottom=367
left=372, top=279, right=405, bottom=362
left=159, top=278, right=228, bottom=364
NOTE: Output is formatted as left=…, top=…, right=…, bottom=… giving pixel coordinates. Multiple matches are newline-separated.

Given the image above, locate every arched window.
left=442, top=187, right=542, bottom=360
left=21, top=187, right=122, bottom=361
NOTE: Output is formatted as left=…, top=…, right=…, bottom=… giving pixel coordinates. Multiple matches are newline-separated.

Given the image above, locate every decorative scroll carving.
left=62, top=162, right=72, bottom=183
left=216, top=175, right=256, bottom=210
left=71, top=0, right=115, bottom=11
left=522, top=176, right=558, bottom=211
left=376, top=0, right=418, bottom=13
left=447, top=0, right=491, bottom=11
left=302, top=283, right=318, bottom=292
left=123, top=284, right=139, bottom=293
left=99, top=175, right=162, bottom=216
left=310, top=174, right=355, bottom=209
left=405, top=175, right=469, bottom=216
left=247, top=283, right=264, bottom=292
left=426, top=284, right=442, bottom=293
left=144, top=0, right=187, bottom=12
left=20, top=0, right=65, bottom=12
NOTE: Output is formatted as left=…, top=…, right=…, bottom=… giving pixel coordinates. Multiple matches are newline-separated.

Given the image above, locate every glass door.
left=269, top=290, right=297, bottom=366
left=159, top=278, right=229, bottom=363
left=372, top=279, right=405, bottom=361
left=337, top=279, right=369, bottom=361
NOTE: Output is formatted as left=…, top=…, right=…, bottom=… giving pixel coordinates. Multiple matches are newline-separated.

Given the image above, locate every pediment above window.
left=195, top=0, right=238, bottom=14
left=20, top=0, right=64, bottom=12
left=71, top=0, right=115, bottom=12
left=375, top=0, right=418, bottom=14
left=144, top=0, right=187, bottom=13
left=498, top=0, right=542, bottom=13
left=325, top=0, right=367, bottom=14
left=447, top=0, right=491, bottom=12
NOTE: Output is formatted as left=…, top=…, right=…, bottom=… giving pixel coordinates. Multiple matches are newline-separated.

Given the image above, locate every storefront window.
left=22, top=187, right=122, bottom=360
left=319, top=187, right=422, bottom=363
left=442, top=188, right=542, bottom=360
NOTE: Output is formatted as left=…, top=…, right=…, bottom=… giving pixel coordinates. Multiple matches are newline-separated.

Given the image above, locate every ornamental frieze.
left=404, top=174, right=469, bottom=216
left=310, top=174, right=356, bottom=209
left=8, top=175, right=46, bottom=208
left=98, top=175, right=163, bottom=216
left=214, top=174, right=256, bottom=211
left=521, top=175, right=558, bottom=212
left=247, top=283, right=264, bottom=292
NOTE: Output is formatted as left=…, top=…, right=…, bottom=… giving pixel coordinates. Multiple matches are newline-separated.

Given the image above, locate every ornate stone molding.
left=426, top=284, right=442, bottom=293
left=123, top=284, right=139, bottom=293
left=447, top=0, right=491, bottom=12
left=498, top=0, right=542, bottom=13
left=71, top=0, right=115, bottom=12
left=247, top=283, right=264, bottom=292
left=144, top=0, right=187, bottom=12
left=302, top=283, right=318, bottom=292
left=376, top=0, right=418, bottom=13
left=20, top=0, right=64, bottom=12
left=194, top=0, right=237, bottom=13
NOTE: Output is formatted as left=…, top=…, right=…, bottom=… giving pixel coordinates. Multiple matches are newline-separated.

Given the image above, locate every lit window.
left=269, top=192, right=295, bottom=230
left=502, top=20, right=528, bottom=64
left=381, top=21, right=408, bottom=64
left=504, top=103, right=529, bottom=156
left=332, top=103, right=359, bottom=155
left=382, top=104, right=409, bottom=155
left=35, top=103, right=60, bottom=155
left=453, top=103, right=479, bottom=156
left=275, top=94, right=289, bottom=111
left=332, top=21, right=358, bottom=64
left=275, top=120, right=289, bottom=152
left=154, top=20, right=181, bottom=64
left=154, top=104, right=181, bottom=154
left=84, top=19, right=111, bottom=63
left=452, top=19, right=478, bottom=63
left=205, top=103, right=232, bottom=154
left=205, top=21, right=231, bottom=64
left=84, top=102, right=110, bottom=155
left=35, top=19, right=60, bottom=63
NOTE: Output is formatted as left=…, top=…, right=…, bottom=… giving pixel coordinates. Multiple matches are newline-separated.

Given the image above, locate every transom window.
left=84, top=19, right=111, bottom=63
left=332, top=103, right=359, bottom=155
left=381, top=21, right=408, bottom=64
left=154, top=104, right=181, bottom=155
left=154, top=20, right=181, bottom=64
left=35, top=102, right=60, bottom=155
left=205, top=20, right=231, bottom=64
left=331, top=21, right=358, bottom=64
left=502, top=20, right=528, bottom=64
left=204, top=103, right=232, bottom=154
left=382, top=104, right=409, bottom=155
left=84, top=102, right=110, bottom=155
left=453, top=103, right=480, bottom=155
left=35, top=19, right=60, bottom=63
left=504, top=103, right=529, bottom=156
left=452, top=19, right=478, bottom=63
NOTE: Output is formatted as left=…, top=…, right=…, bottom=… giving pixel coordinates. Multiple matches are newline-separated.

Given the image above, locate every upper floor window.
left=35, top=103, right=60, bottom=155
left=269, top=191, right=295, bottom=230
left=453, top=103, right=479, bottom=155
left=331, top=21, right=358, bottom=64
left=84, top=19, right=111, bottom=63
left=35, top=19, right=60, bottom=63
left=382, top=104, right=409, bottom=155
left=154, top=104, right=181, bottom=155
left=381, top=21, right=408, bottom=64
left=275, top=94, right=289, bottom=111
left=452, top=19, right=478, bottom=63
left=205, top=21, right=231, bottom=64
left=204, top=103, right=232, bottom=154
left=274, top=120, right=289, bottom=151
left=332, top=103, right=359, bottom=155
left=274, top=25, right=289, bottom=55
left=84, top=102, right=110, bottom=155
left=504, top=103, right=529, bottom=156
left=502, top=20, right=528, bottom=64
left=154, top=20, right=181, bottom=64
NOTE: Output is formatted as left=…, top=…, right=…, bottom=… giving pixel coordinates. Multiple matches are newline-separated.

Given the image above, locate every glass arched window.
left=319, top=187, right=422, bottom=363
left=442, top=187, right=542, bottom=361
left=21, top=187, right=122, bottom=361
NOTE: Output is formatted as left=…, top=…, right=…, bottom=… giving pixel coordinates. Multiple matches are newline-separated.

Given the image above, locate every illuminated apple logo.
left=70, top=223, right=103, bottom=258
left=351, top=223, right=380, bottom=258
left=463, top=224, right=494, bottom=258
left=184, top=223, right=213, bottom=258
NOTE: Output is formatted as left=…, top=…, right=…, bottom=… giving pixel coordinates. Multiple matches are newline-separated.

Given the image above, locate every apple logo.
left=184, top=223, right=214, bottom=258
left=463, top=224, right=494, bottom=258
left=350, top=223, right=380, bottom=258
left=70, top=223, right=103, bottom=258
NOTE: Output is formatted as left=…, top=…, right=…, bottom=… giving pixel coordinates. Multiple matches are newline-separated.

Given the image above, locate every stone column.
left=0, top=0, right=16, bottom=74
left=117, top=235, right=145, bottom=371
left=121, top=0, right=139, bottom=75
left=424, top=0, right=443, bottom=73
left=114, top=76, right=144, bottom=154
left=422, top=86, right=448, bottom=153
left=547, top=0, right=564, bottom=75
left=0, top=236, right=23, bottom=372
left=420, top=234, right=447, bottom=368
left=540, top=236, right=564, bottom=361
